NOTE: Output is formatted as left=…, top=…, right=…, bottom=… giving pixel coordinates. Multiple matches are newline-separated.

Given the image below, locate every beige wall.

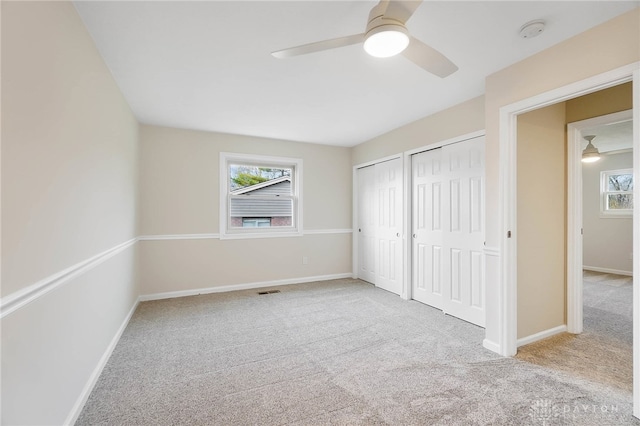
left=484, top=7, right=639, bottom=347
left=139, top=125, right=352, bottom=234
left=139, top=235, right=351, bottom=295
left=516, top=104, right=567, bottom=339
left=351, top=96, right=485, bottom=165
left=138, top=125, right=353, bottom=295
left=566, top=82, right=632, bottom=123
left=1, top=2, right=139, bottom=424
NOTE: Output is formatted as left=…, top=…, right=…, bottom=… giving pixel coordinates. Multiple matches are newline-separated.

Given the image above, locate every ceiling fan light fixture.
left=363, top=24, right=410, bottom=58
left=581, top=135, right=601, bottom=163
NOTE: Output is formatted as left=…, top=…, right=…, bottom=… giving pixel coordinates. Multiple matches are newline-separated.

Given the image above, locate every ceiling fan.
left=271, top=0, right=458, bottom=78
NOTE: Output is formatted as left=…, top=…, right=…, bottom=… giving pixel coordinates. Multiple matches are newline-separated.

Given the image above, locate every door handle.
left=396, top=233, right=400, bottom=237
left=359, top=228, right=362, bottom=232
left=412, top=234, right=416, bottom=238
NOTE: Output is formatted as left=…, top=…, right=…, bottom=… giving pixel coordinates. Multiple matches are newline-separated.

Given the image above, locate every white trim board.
left=517, top=325, right=567, bottom=348
left=0, top=238, right=137, bottom=319
left=583, top=266, right=633, bottom=277
left=138, top=229, right=352, bottom=241
left=139, top=273, right=354, bottom=302
left=138, top=233, right=220, bottom=241
left=353, top=153, right=404, bottom=171
left=403, top=130, right=486, bottom=157
left=632, top=67, right=640, bottom=420
left=483, top=339, right=501, bottom=354
left=304, top=229, right=353, bottom=235
left=64, top=299, right=140, bottom=426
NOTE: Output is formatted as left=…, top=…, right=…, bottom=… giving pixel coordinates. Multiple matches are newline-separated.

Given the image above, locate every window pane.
left=230, top=198, right=293, bottom=228
left=229, top=164, right=292, bottom=191
left=607, top=174, right=633, bottom=191
left=241, top=218, right=271, bottom=228
left=607, top=194, right=633, bottom=210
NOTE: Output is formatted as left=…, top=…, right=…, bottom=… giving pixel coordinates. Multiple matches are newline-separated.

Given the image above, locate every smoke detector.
left=519, top=20, right=546, bottom=39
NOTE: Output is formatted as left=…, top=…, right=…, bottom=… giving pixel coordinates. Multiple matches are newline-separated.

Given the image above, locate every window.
left=600, top=168, right=633, bottom=217
left=242, top=218, right=272, bottom=228
left=220, top=153, right=302, bottom=238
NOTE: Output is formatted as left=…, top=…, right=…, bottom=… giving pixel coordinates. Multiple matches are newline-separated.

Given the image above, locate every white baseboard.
left=139, top=273, right=354, bottom=302
left=64, top=299, right=139, bottom=426
left=517, top=324, right=567, bottom=348
left=483, top=339, right=502, bottom=355
left=583, top=266, right=633, bottom=277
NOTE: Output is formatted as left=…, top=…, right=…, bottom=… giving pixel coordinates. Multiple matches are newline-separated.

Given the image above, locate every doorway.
left=499, top=65, right=639, bottom=415
left=568, top=109, right=634, bottom=333
left=517, top=108, right=635, bottom=394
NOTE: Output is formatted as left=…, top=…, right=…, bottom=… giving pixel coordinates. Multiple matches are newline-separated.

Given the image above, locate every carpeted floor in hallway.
left=516, top=271, right=633, bottom=394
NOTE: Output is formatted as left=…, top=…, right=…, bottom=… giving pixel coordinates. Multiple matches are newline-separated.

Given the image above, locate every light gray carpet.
left=77, top=277, right=639, bottom=425
left=517, top=271, right=633, bottom=393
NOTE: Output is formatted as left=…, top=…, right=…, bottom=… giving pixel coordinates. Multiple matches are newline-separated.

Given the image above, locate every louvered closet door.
left=373, top=158, right=403, bottom=295
left=411, top=137, right=486, bottom=327
left=357, top=165, right=376, bottom=284
left=412, top=148, right=444, bottom=308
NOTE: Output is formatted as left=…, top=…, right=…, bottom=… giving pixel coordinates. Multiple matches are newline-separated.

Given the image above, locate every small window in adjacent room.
left=601, top=168, right=633, bottom=217
left=220, top=153, right=302, bottom=238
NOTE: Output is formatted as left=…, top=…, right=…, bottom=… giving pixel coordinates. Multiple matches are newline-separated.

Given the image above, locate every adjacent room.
left=515, top=85, right=635, bottom=403
left=2, top=1, right=639, bottom=425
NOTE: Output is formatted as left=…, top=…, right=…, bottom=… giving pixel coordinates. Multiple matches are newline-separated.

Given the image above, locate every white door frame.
left=498, top=62, right=639, bottom=416
left=566, top=109, right=633, bottom=334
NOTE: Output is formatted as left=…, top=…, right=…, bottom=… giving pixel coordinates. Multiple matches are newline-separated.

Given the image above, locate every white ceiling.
left=74, top=1, right=639, bottom=147
left=582, top=119, right=633, bottom=153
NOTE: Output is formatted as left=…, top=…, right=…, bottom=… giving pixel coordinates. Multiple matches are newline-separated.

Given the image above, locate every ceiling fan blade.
left=272, top=33, right=365, bottom=59
left=402, top=36, right=458, bottom=78
left=384, top=0, right=423, bottom=24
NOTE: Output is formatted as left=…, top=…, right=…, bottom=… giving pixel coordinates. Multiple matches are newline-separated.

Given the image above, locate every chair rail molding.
left=137, top=229, right=352, bottom=241
left=0, top=238, right=138, bottom=319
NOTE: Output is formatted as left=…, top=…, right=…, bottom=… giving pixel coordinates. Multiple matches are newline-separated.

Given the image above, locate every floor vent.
left=258, top=290, right=281, bottom=295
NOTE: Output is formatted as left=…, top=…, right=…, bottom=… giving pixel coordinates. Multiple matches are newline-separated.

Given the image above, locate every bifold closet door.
left=357, top=158, right=403, bottom=296
left=412, top=137, right=486, bottom=327
left=412, top=147, right=444, bottom=309
left=373, top=158, right=403, bottom=295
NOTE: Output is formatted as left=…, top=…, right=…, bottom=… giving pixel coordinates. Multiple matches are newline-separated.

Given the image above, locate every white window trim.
left=600, top=168, right=633, bottom=218
left=220, top=152, right=303, bottom=239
